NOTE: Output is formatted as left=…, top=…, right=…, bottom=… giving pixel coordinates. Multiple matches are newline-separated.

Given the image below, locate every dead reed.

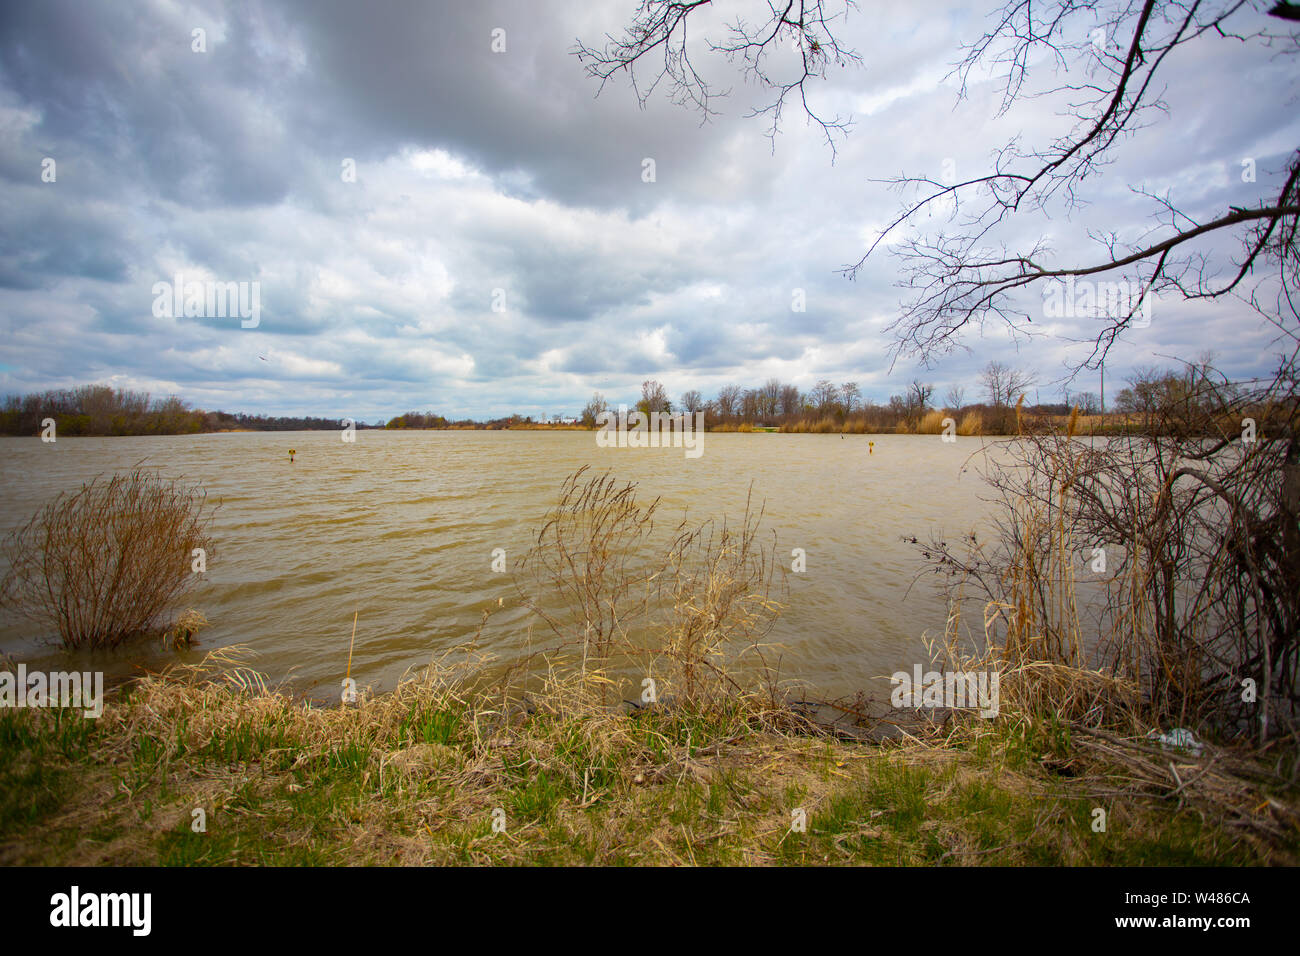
left=511, top=466, right=787, bottom=712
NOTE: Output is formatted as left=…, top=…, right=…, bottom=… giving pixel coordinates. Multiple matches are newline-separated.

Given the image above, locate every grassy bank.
left=2, top=650, right=1295, bottom=866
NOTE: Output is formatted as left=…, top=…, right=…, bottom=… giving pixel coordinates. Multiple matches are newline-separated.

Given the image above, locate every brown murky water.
left=0, top=431, right=1004, bottom=700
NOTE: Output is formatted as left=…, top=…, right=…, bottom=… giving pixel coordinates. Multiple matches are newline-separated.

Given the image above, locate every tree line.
left=580, top=361, right=1071, bottom=434
left=4, top=365, right=1271, bottom=439
left=576, top=360, right=1284, bottom=437
left=0, top=386, right=372, bottom=436
left=0, top=387, right=584, bottom=436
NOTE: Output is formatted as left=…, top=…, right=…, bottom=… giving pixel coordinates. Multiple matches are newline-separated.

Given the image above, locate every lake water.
left=0, top=431, right=1006, bottom=702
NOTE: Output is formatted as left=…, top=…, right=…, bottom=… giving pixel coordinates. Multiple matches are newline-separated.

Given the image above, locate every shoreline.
left=0, top=416, right=1256, bottom=438
left=2, top=654, right=1294, bottom=866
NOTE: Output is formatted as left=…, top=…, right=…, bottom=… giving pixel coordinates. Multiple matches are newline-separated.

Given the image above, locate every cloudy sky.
left=1, top=0, right=1296, bottom=420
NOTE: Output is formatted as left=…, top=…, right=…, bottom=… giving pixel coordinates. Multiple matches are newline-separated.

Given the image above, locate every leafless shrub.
left=0, top=468, right=216, bottom=649
left=915, top=361, right=1300, bottom=744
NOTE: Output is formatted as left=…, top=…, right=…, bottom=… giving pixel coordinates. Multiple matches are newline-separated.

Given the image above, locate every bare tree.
left=581, top=391, right=608, bottom=427
left=810, top=378, right=840, bottom=413
left=981, top=360, right=1035, bottom=408
left=907, top=380, right=934, bottom=413
left=680, top=389, right=703, bottom=414
left=779, top=383, right=802, bottom=416
left=574, top=0, right=863, bottom=154
left=578, top=1, right=1299, bottom=369
left=1074, top=391, right=1101, bottom=415
left=715, top=383, right=743, bottom=419
left=840, top=381, right=861, bottom=414
left=945, top=384, right=966, bottom=411
left=637, top=379, right=671, bottom=415
left=846, top=1, right=1300, bottom=370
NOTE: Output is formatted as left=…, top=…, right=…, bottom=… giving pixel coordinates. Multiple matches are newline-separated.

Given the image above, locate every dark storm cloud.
left=274, top=0, right=777, bottom=209
left=0, top=1, right=301, bottom=207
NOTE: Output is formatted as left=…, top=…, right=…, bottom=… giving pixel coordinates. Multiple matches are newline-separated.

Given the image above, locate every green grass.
left=0, top=677, right=1292, bottom=867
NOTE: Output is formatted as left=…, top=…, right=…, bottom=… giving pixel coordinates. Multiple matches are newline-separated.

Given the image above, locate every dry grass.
left=914, top=410, right=947, bottom=434
left=781, top=417, right=839, bottom=434
left=2, top=640, right=1292, bottom=866
left=958, top=410, right=985, bottom=435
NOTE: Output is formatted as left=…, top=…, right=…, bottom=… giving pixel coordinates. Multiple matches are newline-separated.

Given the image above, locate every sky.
left=1, top=0, right=1297, bottom=421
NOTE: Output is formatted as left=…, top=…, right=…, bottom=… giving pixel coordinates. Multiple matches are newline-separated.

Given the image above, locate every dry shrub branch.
left=0, top=467, right=215, bottom=649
